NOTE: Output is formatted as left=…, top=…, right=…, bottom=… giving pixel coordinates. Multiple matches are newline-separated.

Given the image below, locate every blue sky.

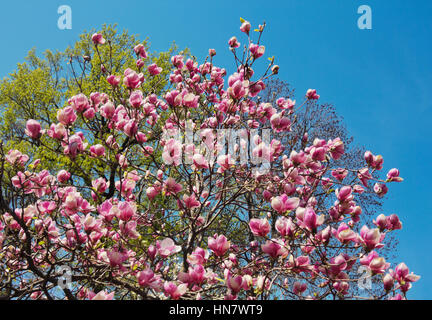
left=1, top=0, right=431, bottom=299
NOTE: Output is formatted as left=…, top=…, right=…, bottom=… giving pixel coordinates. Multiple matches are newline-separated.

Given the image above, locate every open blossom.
left=162, top=139, right=182, bottom=166
left=389, top=263, right=420, bottom=292
left=275, top=217, right=296, bottom=237
left=271, top=194, right=300, bottom=213
left=164, top=177, right=182, bottom=195
left=187, top=247, right=209, bottom=266
left=123, top=68, right=143, bottom=88
left=249, top=218, right=271, bottom=237
left=57, top=106, right=77, bottom=125
left=261, top=239, right=288, bottom=258
left=89, top=144, right=105, bottom=157
left=334, top=222, right=358, bottom=244
left=360, top=225, right=385, bottom=250
left=163, top=282, right=187, bottom=300
left=208, top=234, right=230, bottom=257
left=107, top=74, right=121, bottom=86
left=157, top=238, right=181, bottom=258
left=137, top=269, right=162, bottom=290
left=249, top=43, right=265, bottom=59
left=183, top=194, right=200, bottom=209
left=148, top=63, right=162, bottom=75
left=360, top=251, right=390, bottom=274
left=6, top=149, right=29, bottom=165
left=192, top=153, right=209, bottom=170
left=217, top=154, right=234, bottom=173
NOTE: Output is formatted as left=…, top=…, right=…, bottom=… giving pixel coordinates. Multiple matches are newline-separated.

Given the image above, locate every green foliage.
left=0, top=24, right=181, bottom=178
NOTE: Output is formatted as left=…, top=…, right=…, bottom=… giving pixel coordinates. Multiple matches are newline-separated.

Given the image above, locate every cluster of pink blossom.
left=0, top=20, right=418, bottom=300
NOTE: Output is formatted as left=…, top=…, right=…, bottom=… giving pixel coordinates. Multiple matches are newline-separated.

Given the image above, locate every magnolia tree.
left=0, top=20, right=419, bottom=300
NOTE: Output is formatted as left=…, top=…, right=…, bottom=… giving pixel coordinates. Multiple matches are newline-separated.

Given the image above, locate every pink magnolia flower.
left=91, top=33, right=105, bottom=45
left=157, top=238, right=181, bottom=258
left=208, top=234, right=230, bottom=257
left=240, top=20, right=251, bottom=34
left=334, top=222, right=358, bottom=244
left=303, top=207, right=318, bottom=232
left=25, top=119, right=42, bottom=139
left=364, top=151, right=383, bottom=170
left=270, top=112, right=291, bottom=132
left=146, top=186, right=160, bottom=200
left=331, top=168, right=348, bottom=181
left=373, top=214, right=388, bottom=230
left=163, top=282, right=187, bottom=300
left=129, top=90, right=143, bottom=108
left=383, top=273, right=394, bottom=291
left=390, top=262, right=420, bottom=284
left=217, top=154, right=235, bottom=173
left=106, top=74, right=121, bottom=87
left=249, top=218, right=271, bottom=237
left=249, top=43, right=265, bottom=59
left=164, top=177, right=182, bottom=195
left=275, top=216, right=296, bottom=237
left=134, top=44, right=148, bottom=59
left=57, top=106, right=77, bottom=126
left=89, top=144, right=105, bottom=157
left=137, top=269, right=162, bottom=290
left=360, top=251, right=389, bottom=274
left=271, top=194, right=300, bottom=214
left=100, top=101, right=116, bottom=119
left=187, top=247, right=209, bottom=266
left=192, top=153, right=209, bottom=170
left=91, top=290, right=114, bottom=300
left=69, top=93, right=90, bottom=113
left=171, top=55, right=184, bottom=69
left=386, top=214, right=402, bottom=230
left=116, top=201, right=136, bottom=221
left=6, top=149, right=29, bottom=166
left=261, top=239, right=288, bottom=258
left=386, top=168, right=403, bottom=182
left=148, top=63, right=162, bottom=76
left=306, top=89, right=320, bottom=100
left=293, top=282, right=307, bottom=295
left=162, top=139, right=182, bottom=166
left=227, top=275, right=244, bottom=293
left=359, top=225, right=385, bottom=250
left=328, top=138, right=344, bottom=160
left=107, top=248, right=128, bottom=268
left=374, top=183, right=388, bottom=197
left=336, top=186, right=353, bottom=203
left=123, top=68, right=142, bottom=89
left=228, top=36, right=240, bottom=48
left=183, top=194, right=200, bottom=209
left=228, top=79, right=247, bottom=99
